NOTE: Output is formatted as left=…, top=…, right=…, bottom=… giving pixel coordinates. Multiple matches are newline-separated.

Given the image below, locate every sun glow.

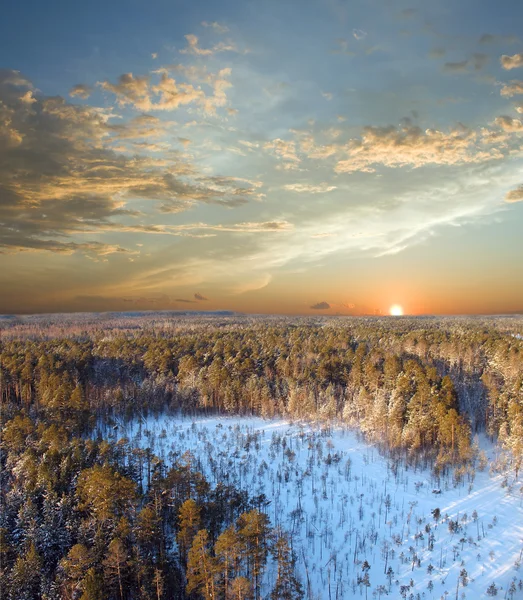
left=390, top=304, right=403, bottom=316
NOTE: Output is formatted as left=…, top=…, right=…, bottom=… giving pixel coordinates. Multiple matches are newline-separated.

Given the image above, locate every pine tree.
left=59, top=543, right=92, bottom=600
left=237, top=510, right=270, bottom=600
left=136, top=504, right=161, bottom=560
left=80, top=567, right=104, bottom=600
left=186, top=529, right=219, bottom=600
left=177, top=499, right=201, bottom=566
left=230, top=577, right=252, bottom=600
left=215, top=526, right=242, bottom=599
left=8, top=542, right=42, bottom=600
left=103, top=538, right=130, bottom=600
left=270, top=530, right=303, bottom=600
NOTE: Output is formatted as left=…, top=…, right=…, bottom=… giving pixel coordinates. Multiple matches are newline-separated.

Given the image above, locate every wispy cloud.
left=201, top=21, right=229, bottom=34
left=180, top=34, right=239, bottom=56
left=165, top=221, right=293, bottom=233
left=69, top=84, right=92, bottom=99
left=283, top=183, right=337, bottom=193
left=479, top=33, right=519, bottom=45
left=442, top=54, right=488, bottom=73
left=352, top=29, right=367, bottom=41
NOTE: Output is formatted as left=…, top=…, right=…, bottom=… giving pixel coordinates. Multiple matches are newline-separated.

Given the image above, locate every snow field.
left=109, top=416, right=523, bottom=599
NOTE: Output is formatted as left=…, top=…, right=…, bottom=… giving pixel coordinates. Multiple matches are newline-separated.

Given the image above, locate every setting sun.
left=390, top=304, right=403, bottom=316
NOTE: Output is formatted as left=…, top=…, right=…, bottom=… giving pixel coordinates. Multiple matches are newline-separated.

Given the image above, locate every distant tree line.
left=1, top=316, right=521, bottom=465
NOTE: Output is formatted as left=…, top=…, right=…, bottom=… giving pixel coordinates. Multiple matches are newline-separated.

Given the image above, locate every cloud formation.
left=194, top=292, right=208, bottom=301
left=500, top=81, right=523, bottom=97
left=494, top=116, right=523, bottom=131
left=505, top=185, right=523, bottom=203
left=165, top=221, right=293, bottom=233
left=69, top=84, right=93, bottom=99
left=479, top=33, right=519, bottom=45
left=201, top=21, right=229, bottom=34
left=283, top=183, right=337, bottom=193
left=310, top=301, right=330, bottom=310
left=500, top=53, right=523, bottom=70
left=0, top=70, right=262, bottom=254
left=442, top=54, right=488, bottom=73
left=180, top=34, right=238, bottom=56
left=352, top=29, right=367, bottom=41
left=98, top=67, right=232, bottom=115
left=334, top=124, right=504, bottom=173
left=264, top=139, right=301, bottom=169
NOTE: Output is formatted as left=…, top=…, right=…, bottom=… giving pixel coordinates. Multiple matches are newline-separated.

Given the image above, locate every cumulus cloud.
left=264, top=139, right=301, bottom=169
left=334, top=123, right=504, bottom=173
left=494, top=116, right=523, bottom=131
left=500, top=53, right=523, bottom=70
left=310, top=301, right=330, bottom=310
left=194, top=292, right=208, bottom=301
left=0, top=69, right=261, bottom=255
left=505, top=185, right=523, bottom=203
left=99, top=73, right=151, bottom=108
left=500, top=80, right=523, bottom=97
left=106, top=113, right=170, bottom=140
left=283, top=183, right=337, bottom=193
left=98, top=67, right=232, bottom=115
left=69, top=84, right=92, bottom=99
left=99, top=72, right=198, bottom=112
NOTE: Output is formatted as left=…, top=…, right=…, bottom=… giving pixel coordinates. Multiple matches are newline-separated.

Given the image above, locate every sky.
left=1, top=0, right=523, bottom=316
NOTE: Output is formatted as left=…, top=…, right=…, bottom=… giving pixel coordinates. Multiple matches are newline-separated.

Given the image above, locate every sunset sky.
left=1, top=0, right=523, bottom=315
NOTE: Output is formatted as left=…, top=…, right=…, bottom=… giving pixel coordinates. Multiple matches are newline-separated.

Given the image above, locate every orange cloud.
left=500, top=53, right=523, bottom=70
left=505, top=185, right=523, bottom=203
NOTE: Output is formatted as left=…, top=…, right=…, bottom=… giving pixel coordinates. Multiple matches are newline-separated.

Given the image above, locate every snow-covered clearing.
left=107, top=415, right=523, bottom=599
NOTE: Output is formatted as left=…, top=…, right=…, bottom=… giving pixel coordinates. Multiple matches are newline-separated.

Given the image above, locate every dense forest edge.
left=0, top=313, right=522, bottom=599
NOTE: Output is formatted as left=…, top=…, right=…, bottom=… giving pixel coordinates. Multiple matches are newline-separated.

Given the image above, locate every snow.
left=107, top=415, right=523, bottom=599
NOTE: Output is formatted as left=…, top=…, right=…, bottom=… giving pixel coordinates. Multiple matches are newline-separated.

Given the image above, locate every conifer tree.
left=215, top=526, right=242, bottom=599
left=270, top=529, right=303, bottom=600
left=177, top=499, right=201, bottom=567
left=237, top=510, right=270, bottom=600
left=186, top=529, right=219, bottom=600
left=103, top=538, right=130, bottom=600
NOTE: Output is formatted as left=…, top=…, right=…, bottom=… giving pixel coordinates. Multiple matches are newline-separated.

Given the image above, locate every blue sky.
left=1, top=0, right=522, bottom=314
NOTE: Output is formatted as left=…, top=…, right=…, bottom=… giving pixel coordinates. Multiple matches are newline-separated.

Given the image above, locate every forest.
left=0, top=312, right=522, bottom=599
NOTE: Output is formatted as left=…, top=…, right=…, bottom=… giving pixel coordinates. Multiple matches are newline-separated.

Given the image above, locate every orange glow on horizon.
left=389, top=304, right=403, bottom=316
